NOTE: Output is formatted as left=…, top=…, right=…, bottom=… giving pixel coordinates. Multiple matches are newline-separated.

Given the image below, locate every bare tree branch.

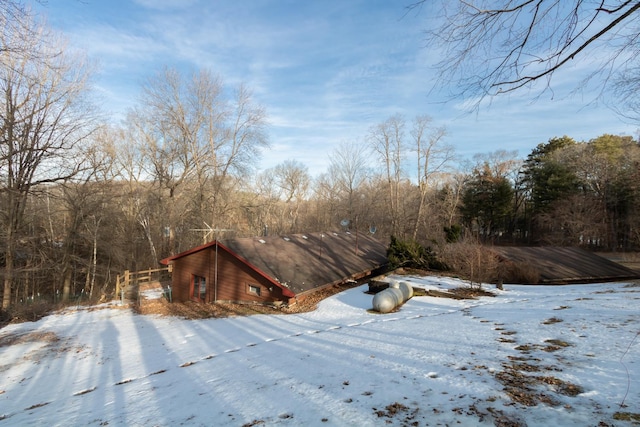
left=1, top=3, right=97, bottom=307
left=416, top=1, right=640, bottom=112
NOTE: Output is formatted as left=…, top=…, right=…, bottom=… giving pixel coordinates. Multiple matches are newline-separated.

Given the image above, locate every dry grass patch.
left=613, top=412, right=640, bottom=422
left=539, top=376, right=584, bottom=397
left=514, top=344, right=534, bottom=353
left=543, top=339, right=572, bottom=352
left=495, top=363, right=584, bottom=407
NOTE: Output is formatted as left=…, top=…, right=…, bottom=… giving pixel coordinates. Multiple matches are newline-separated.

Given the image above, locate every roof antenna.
left=190, top=222, right=233, bottom=244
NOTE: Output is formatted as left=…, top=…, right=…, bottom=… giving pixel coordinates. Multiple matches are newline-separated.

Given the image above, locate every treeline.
left=3, top=124, right=638, bottom=308
left=2, top=4, right=640, bottom=310
left=460, top=135, right=640, bottom=247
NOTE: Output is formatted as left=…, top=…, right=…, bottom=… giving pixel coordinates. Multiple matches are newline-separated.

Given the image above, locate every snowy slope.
left=0, top=275, right=638, bottom=426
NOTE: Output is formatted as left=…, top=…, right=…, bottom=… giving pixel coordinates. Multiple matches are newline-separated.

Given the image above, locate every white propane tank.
left=399, top=282, right=413, bottom=300
left=372, top=290, right=396, bottom=313
left=388, top=287, right=404, bottom=304
left=372, top=281, right=413, bottom=313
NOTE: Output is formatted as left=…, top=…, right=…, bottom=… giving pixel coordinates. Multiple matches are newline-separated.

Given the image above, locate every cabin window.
left=192, top=275, right=207, bottom=302
left=248, top=284, right=261, bottom=296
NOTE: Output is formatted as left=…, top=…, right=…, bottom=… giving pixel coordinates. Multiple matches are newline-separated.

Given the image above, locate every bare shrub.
left=439, top=242, right=501, bottom=288
left=3, top=302, right=57, bottom=324
left=499, top=261, right=541, bottom=284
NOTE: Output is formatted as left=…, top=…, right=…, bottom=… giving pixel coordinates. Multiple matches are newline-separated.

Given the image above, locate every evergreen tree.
left=460, top=164, right=514, bottom=240
left=523, top=136, right=581, bottom=214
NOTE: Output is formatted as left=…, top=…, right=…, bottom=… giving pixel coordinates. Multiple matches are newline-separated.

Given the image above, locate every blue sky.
left=34, top=0, right=638, bottom=176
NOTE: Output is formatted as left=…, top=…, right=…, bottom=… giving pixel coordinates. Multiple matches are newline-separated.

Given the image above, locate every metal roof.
left=223, top=231, right=388, bottom=294
left=492, top=246, right=640, bottom=284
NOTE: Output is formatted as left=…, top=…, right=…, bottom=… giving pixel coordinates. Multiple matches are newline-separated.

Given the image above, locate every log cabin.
left=159, top=231, right=388, bottom=306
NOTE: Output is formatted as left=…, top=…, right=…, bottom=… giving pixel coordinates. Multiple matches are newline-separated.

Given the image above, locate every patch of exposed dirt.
left=373, top=402, right=410, bottom=418
left=494, top=367, right=562, bottom=407
left=0, top=331, right=59, bottom=348
left=135, top=281, right=363, bottom=319
left=413, top=287, right=495, bottom=300
left=494, top=339, right=583, bottom=409
left=135, top=299, right=281, bottom=319
left=613, top=412, right=640, bottom=422
left=449, top=287, right=496, bottom=298
left=467, top=404, right=526, bottom=427
left=372, top=402, right=421, bottom=425
left=0, top=330, right=84, bottom=377
left=540, top=340, right=572, bottom=353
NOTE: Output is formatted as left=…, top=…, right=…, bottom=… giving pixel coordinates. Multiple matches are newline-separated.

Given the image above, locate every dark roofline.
left=160, top=240, right=218, bottom=264
left=160, top=240, right=296, bottom=298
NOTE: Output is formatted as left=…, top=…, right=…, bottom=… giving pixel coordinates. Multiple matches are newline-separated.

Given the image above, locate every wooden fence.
left=115, top=267, right=170, bottom=302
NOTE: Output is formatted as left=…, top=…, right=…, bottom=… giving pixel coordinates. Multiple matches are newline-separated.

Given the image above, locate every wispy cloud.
left=34, top=0, right=638, bottom=176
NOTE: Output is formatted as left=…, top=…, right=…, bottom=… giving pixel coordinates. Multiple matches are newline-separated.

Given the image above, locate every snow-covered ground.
left=0, top=275, right=638, bottom=426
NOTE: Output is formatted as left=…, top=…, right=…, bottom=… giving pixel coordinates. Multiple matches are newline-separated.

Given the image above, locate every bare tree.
left=125, top=68, right=268, bottom=257
left=125, top=68, right=219, bottom=255
left=247, top=169, right=279, bottom=235
left=536, top=193, right=606, bottom=246
left=130, top=68, right=220, bottom=199
left=415, top=1, right=640, bottom=110
left=310, top=172, right=341, bottom=231
left=271, top=160, right=311, bottom=233
left=472, top=150, right=521, bottom=181
left=0, top=7, right=97, bottom=308
left=368, top=114, right=406, bottom=236
left=572, top=134, right=640, bottom=249
left=208, top=83, right=268, bottom=228
left=412, top=115, right=452, bottom=239
left=55, top=132, right=123, bottom=303
left=0, top=1, right=47, bottom=68
left=108, top=124, right=156, bottom=269
left=328, top=140, right=370, bottom=227
left=438, top=172, right=466, bottom=228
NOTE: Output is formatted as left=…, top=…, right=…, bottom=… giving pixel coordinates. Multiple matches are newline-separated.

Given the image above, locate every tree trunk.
left=413, top=183, right=428, bottom=241
left=2, top=238, right=14, bottom=309
left=62, top=265, right=72, bottom=302
left=89, top=225, right=98, bottom=298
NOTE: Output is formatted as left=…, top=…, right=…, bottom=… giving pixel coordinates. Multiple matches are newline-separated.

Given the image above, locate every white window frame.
left=248, top=284, right=261, bottom=296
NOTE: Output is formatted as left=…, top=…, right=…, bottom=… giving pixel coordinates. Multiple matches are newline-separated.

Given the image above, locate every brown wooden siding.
left=171, top=248, right=210, bottom=302
left=170, top=247, right=289, bottom=304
